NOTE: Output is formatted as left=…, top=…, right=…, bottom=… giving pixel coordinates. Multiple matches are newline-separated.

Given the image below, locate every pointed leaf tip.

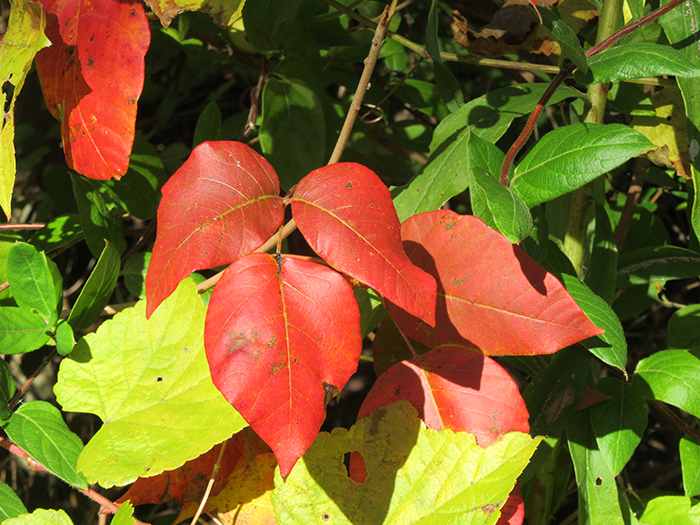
left=145, top=141, right=284, bottom=317
left=292, top=163, right=437, bottom=326
left=205, top=253, right=362, bottom=478
left=388, top=210, right=603, bottom=355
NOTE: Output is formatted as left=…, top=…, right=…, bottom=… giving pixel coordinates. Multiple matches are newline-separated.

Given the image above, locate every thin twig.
left=328, top=0, right=398, bottom=164
left=0, top=223, right=45, bottom=230
left=190, top=441, right=228, bottom=525
left=121, top=219, right=157, bottom=271
left=8, top=350, right=57, bottom=411
left=649, top=399, right=700, bottom=441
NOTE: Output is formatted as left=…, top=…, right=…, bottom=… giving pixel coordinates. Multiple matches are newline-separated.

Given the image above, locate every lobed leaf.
left=205, top=253, right=362, bottom=478
left=1, top=401, right=88, bottom=489
left=3, top=509, right=73, bottom=525
left=357, top=345, right=530, bottom=447
left=386, top=211, right=602, bottom=355
left=511, top=123, right=654, bottom=205
left=111, top=502, right=135, bottom=525
left=292, top=163, right=436, bottom=326
left=55, top=278, right=246, bottom=487
left=146, top=141, right=284, bottom=317
left=35, top=0, right=150, bottom=180
left=273, top=401, right=540, bottom=525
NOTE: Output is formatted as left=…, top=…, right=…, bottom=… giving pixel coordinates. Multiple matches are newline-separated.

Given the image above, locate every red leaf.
left=146, top=142, right=284, bottom=317
left=205, top=253, right=362, bottom=478
left=497, top=483, right=525, bottom=525
left=387, top=211, right=603, bottom=355
left=116, top=428, right=269, bottom=507
left=357, top=345, right=529, bottom=447
left=35, top=0, right=149, bottom=180
left=291, top=163, right=437, bottom=326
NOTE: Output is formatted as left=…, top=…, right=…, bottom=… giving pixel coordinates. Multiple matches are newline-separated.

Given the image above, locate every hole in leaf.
left=2, top=80, right=15, bottom=118
left=157, top=376, right=163, bottom=382
left=595, top=476, right=603, bottom=487
left=347, top=451, right=367, bottom=483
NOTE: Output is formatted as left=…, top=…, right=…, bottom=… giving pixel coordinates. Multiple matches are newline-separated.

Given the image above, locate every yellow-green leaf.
left=144, top=0, right=245, bottom=28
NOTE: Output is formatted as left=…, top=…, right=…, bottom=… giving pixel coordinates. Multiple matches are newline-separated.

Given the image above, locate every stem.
left=8, top=350, right=57, bottom=411
left=0, top=223, right=45, bottom=230
left=190, top=441, right=227, bottom=525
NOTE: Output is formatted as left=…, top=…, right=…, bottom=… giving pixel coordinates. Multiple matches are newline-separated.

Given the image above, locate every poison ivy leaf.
left=638, top=496, right=700, bottom=525
left=668, top=304, right=700, bottom=351
left=111, top=501, right=135, bottom=525
left=1, top=400, right=88, bottom=489
left=633, top=350, right=700, bottom=418
left=431, top=83, right=585, bottom=149
left=259, top=76, right=325, bottom=191
left=681, top=436, right=700, bottom=497
left=7, top=243, right=62, bottom=327
left=560, top=274, right=626, bottom=374
left=55, top=278, right=246, bottom=487
left=0, top=308, right=51, bottom=354
left=205, top=254, right=362, bottom=478
left=579, top=44, right=700, bottom=84
left=273, top=401, right=541, bottom=525
left=35, top=0, right=150, bottom=181
left=539, top=7, right=587, bottom=74
left=145, top=141, right=284, bottom=318
left=144, top=0, right=244, bottom=27
left=71, top=174, right=127, bottom=258
left=617, top=246, right=700, bottom=287
left=0, top=360, right=14, bottom=420
left=123, top=252, right=150, bottom=300
left=0, top=0, right=50, bottom=218
left=357, top=345, right=529, bottom=447
left=386, top=211, right=602, bottom=355
left=0, top=480, right=27, bottom=521
left=469, top=167, right=533, bottom=243
left=54, top=320, right=75, bottom=357
left=28, top=215, right=82, bottom=254
left=590, top=377, right=648, bottom=476
left=511, top=123, right=654, bottom=205
left=67, top=242, right=119, bottom=330
left=292, top=163, right=437, bottom=326
left=3, top=509, right=73, bottom=525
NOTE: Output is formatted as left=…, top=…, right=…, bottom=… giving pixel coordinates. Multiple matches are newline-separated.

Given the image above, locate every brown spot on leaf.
left=545, top=385, right=575, bottom=423
left=345, top=181, right=353, bottom=190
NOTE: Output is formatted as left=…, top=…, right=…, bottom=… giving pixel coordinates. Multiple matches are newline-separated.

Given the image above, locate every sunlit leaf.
left=145, top=0, right=244, bottom=27
left=0, top=307, right=51, bottom=355
left=3, top=509, right=73, bottom=525
left=638, top=495, right=700, bottom=525
left=0, top=480, right=27, bottom=521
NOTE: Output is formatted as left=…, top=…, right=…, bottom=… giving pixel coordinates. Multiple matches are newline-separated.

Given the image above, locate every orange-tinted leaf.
left=205, top=253, right=362, bottom=478
left=497, top=483, right=524, bottom=525
left=387, top=211, right=603, bottom=355
left=291, top=163, right=437, bottom=326
left=357, top=345, right=529, bottom=447
left=35, top=0, right=149, bottom=180
left=145, top=142, right=284, bottom=317
left=116, top=428, right=269, bottom=507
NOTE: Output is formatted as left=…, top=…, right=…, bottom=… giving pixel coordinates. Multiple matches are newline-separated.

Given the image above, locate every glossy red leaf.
left=35, top=0, right=149, bottom=180
left=357, top=345, right=529, bottom=447
left=387, top=210, right=603, bottom=355
left=146, top=142, right=284, bottom=317
left=205, top=253, right=362, bottom=478
left=291, top=163, right=437, bottom=326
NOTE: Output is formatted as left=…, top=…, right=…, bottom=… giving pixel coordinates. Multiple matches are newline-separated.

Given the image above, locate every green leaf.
left=242, top=0, right=303, bottom=52
left=633, top=350, right=700, bottom=418
left=638, top=496, right=700, bottom=525
left=54, top=320, right=75, bottom=357
left=580, top=44, right=700, bottom=84
left=511, top=123, right=654, bottom=205
left=469, top=167, right=533, bottom=243
left=0, top=307, right=51, bottom=355
left=28, top=215, right=82, bottom=255
left=54, top=278, right=247, bottom=487
left=680, top=436, right=700, bottom=498
left=193, top=101, right=223, bottom=148
left=617, top=246, right=700, bottom=287
left=560, top=274, right=627, bottom=375
left=111, top=501, right=135, bottom=525
left=540, top=7, right=588, bottom=74
left=2, top=509, right=73, bottom=525
left=590, top=377, right=648, bottom=476
left=567, top=410, right=625, bottom=524
left=67, top=242, right=120, bottom=330
left=0, top=0, right=51, bottom=218
left=0, top=480, right=27, bottom=522
left=1, top=401, right=88, bottom=489
left=259, top=76, right=325, bottom=190
left=426, top=0, right=463, bottom=112
left=584, top=203, right=618, bottom=305
left=431, top=83, right=585, bottom=149
left=668, top=304, right=700, bottom=351
left=392, top=129, right=503, bottom=222
left=7, top=243, right=62, bottom=327
left=71, top=174, right=127, bottom=258
left=0, top=360, right=14, bottom=420
left=354, top=287, right=386, bottom=339
left=123, top=252, right=151, bottom=300
left=273, top=401, right=540, bottom=525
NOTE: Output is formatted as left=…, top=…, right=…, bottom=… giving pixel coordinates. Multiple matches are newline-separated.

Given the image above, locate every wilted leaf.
left=386, top=211, right=602, bottom=355
left=205, top=254, right=362, bottom=478
left=146, top=141, right=284, bottom=317
left=35, top=0, right=150, bottom=180
left=145, top=0, right=244, bottom=28
left=55, top=278, right=246, bottom=487
left=292, top=163, right=437, bottom=326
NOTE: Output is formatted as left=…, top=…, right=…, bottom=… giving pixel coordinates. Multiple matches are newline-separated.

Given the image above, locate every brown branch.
left=8, top=350, right=57, bottom=411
